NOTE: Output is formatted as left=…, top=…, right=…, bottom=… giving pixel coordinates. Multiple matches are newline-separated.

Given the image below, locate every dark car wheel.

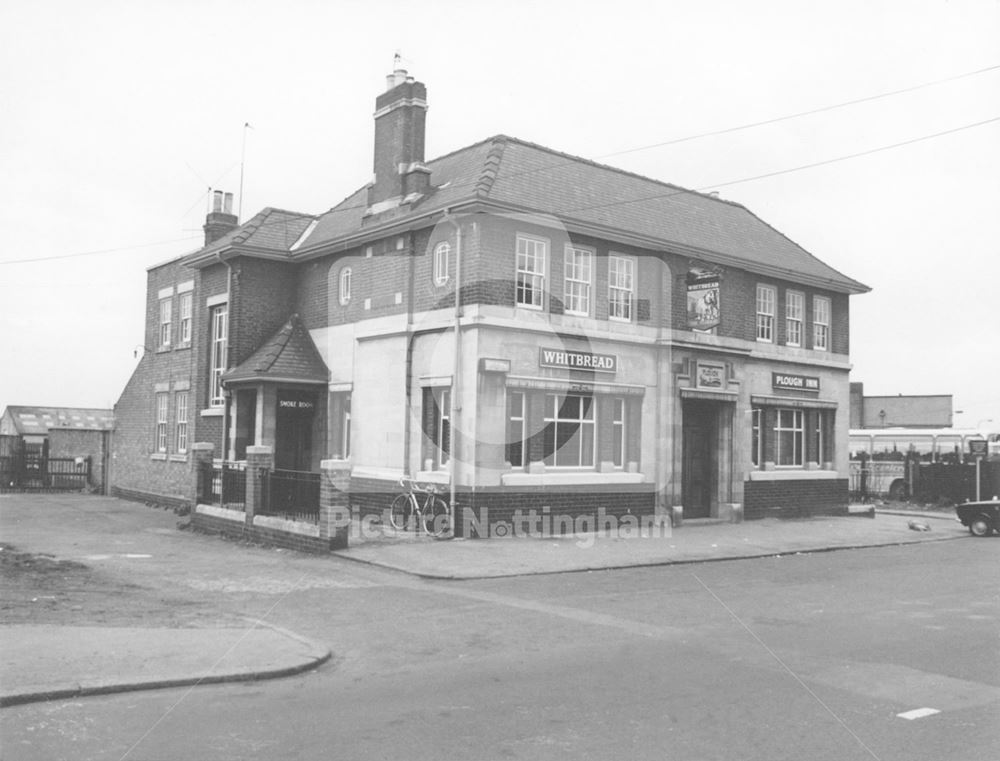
left=968, top=515, right=993, bottom=537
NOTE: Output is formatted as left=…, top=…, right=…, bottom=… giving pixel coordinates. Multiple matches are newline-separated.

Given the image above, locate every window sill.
left=747, top=470, right=839, bottom=481
left=155, top=347, right=171, bottom=354
left=175, top=343, right=191, bottom=351
left=169, top=454, right=188, bottom=463
left=150, top=453, right=167, bottom=461
left=502, top=471, right=645, bottom=487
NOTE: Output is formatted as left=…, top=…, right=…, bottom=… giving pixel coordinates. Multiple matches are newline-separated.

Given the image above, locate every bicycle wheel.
left=422, top=495, right=452, bottom=538
left=389, top=493, right=414, bottom=531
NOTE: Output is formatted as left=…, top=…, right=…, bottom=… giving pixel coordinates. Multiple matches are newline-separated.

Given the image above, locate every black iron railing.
left=259, top=469, right=320, bottom=523
left=198, top=461, right=246, bottom=510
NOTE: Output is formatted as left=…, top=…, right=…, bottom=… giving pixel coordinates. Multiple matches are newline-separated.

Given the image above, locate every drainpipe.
left=442, top=211, right=462, bottom=517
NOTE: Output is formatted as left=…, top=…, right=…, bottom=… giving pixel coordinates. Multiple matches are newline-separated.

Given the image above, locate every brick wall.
left=110, top=258, right=199, bottom=507
left=228, top=257, right=298, bottom=366
left=743, top=478, right=849, bottom=519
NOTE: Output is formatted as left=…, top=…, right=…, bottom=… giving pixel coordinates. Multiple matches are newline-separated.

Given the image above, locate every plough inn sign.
left=772, top=372, right=820, bottom=392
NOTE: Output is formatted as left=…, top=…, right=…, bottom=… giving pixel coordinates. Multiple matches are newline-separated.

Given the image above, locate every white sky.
left=1, top=0, right=997, bottom=428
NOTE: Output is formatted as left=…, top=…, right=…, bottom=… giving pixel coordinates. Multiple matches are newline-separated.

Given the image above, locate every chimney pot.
left=223, top=192, right=234, bottom=214
left=212, top=190, right=224, bottom=212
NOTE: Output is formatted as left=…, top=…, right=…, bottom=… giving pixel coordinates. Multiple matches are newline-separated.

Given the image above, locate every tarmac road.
left=1, top=494, right=997, bottom=760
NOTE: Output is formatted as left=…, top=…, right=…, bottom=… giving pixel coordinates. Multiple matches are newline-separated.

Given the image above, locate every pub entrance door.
left=275, top=389, right=317, bottom=471
left=682, top=400, right=717, bottom=519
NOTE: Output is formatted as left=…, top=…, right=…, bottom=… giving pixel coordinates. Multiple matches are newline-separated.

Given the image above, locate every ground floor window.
left=543, top=393, right=595, bottom=468
left=421, top=387, right=451, bottom=469
left=751, top=405, right=833, bottom=468
left=155, top=393, right=169, bottom=453
left=775, top=409, right=804, bottom=466
left=611, top=397, right=626, bottom=468
left=506, top=391, right=525, bottom=468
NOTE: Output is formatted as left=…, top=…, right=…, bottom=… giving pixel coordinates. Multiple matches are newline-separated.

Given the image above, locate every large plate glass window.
left=542, top=394, right=595, bottom=468
left=775, top=408, right=804, bottom=466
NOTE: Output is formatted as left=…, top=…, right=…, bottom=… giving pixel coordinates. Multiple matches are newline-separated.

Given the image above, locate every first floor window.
left=608, top=255, right=634, bottom=321
left=506, top=391, right=525, bottom=468
left=209, top=303, right=228, bottom=407
left=175, top=392, right=188, bottom=453
left=155, top=393, right=169, bottom=453
left=756, top=285, right=775, bottom=342
left=786, top=291, right=804, bottom=346
left=563, top=245, right=592, bottom=315
left=179, top=292, right=192, bottom=344
left=433, top=242, right=450, bottom=285
left=159, top=298, right=172, bottom=348
left=612, top=397, right=626, bottom=468
left=342, top=394, right=351, bottom=459
left=543, top=393, right=595, bottom=468
left=516, top=235, right=547, bottom=308
left=813, top=296, right=830, bottom=351
left=751, top=407, right=762, bottom=466
left=775, top=408, right=804, bottom=467
left=339, top=267, right=352, bottom=305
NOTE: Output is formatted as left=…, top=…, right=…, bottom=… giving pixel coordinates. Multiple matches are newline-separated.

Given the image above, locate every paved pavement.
left=0, top=495, right=968, bottom=708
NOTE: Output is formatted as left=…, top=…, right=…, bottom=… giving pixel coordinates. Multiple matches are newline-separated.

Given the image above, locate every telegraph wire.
left=0, top=236, right=203, bottom=266
left=557, top=115, right=1000, bottom=215
left=597, top=63, right=1000, bottom=159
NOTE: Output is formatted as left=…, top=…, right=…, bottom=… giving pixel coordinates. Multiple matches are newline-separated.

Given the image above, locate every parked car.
left=955, top=499, right=1000, bottom=536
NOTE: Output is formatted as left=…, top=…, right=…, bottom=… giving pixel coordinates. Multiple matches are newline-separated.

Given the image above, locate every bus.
left=848, top=427, right=1000, bottom=500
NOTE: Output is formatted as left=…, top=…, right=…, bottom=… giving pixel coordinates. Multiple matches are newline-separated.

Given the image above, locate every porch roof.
left=223, top=314, right=329, bottom=386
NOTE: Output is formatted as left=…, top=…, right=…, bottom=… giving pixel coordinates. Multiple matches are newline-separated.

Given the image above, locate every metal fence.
left=0, top=435, right=91, bottom=490
left=198, top=461, right=246, bottom=510
left=259, top=468, right=320, bottom=523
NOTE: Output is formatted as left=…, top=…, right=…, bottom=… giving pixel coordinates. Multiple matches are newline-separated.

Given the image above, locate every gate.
left=0, top=435, right=91, bottom=491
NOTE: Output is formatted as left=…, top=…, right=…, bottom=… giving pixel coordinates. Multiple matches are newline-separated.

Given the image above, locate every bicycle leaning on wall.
left=389, top=477, right=453, bottom=538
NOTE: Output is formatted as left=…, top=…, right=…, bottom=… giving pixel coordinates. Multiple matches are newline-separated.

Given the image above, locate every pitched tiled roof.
left=222, top=315, right=329, bottom=385
left=187, top=208, right=316, bottom=264
left=300, top=135, right=868, bottom=293
left=1, top=406, right=114, bottom=435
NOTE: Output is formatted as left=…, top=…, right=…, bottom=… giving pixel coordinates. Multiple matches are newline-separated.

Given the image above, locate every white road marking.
left=897, top=707, right=941, bottom=720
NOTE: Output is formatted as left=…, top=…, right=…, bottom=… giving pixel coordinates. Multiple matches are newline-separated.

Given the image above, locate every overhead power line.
left=0, top=236, right=202, bottom=266
left=597, top=63, right=1000, bottom=159
left=558, top=115, right=1000, bottom=215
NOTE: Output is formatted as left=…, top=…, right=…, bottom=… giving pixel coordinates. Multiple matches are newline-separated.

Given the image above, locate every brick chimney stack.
left=368, top=55, right=430, bottom=209
left=203, top=190, right=238, bottom=245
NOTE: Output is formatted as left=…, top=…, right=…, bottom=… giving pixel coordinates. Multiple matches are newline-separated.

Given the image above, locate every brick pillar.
left=320, top=459, right=351, bottom=550
left=245, top=445, right=273, bottom=529
left=191, top=442, right=214, bottom=504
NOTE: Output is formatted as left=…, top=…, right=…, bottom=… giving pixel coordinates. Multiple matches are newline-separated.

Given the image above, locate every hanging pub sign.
left=686, top=271, right=721, bottom=330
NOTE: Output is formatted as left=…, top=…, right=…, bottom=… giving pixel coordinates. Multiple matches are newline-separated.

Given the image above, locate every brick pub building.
left=111, top=63, right=869, bottom=534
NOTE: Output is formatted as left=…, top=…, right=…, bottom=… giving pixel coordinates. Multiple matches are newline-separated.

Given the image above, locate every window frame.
left=158, top=298, right=172, bottom=348
left=786, top=290, right=804, bottom=347
left=611, top=397, right=626, bottom=469
left=756, top=285, right=775, bottom=342
left=433, top=242, right=451, bottom=286
left=435, top=388, right=450, bottom=468
left=506, top=391, right=526, bottom=469
left=209, top=304, right=228, bottom=408
left=563, top=244, right=592, bottom=316
left=608, top=254, right=635, bottom=323
left=813, top=295, right=830, bottom=351
left=774, top=408, right=805, bottom=467
left=515, top=234, right=548, bottom=310
left=155, top=393, right=169, bottom=453
left=751, top=407, right=762, bottom=467
left=542, top=393, right=595, bottom=469
left=179, top=292, right=192, bottom=345
left=175, top=391, right=189, bottom=454
left=339, top=267, right=352, bottom=306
